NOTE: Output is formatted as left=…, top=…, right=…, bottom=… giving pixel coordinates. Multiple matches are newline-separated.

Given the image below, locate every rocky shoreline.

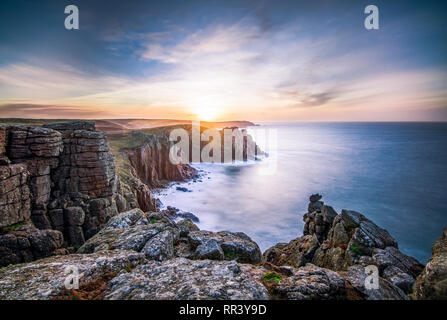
left=0, top=121, right=446, bottom=300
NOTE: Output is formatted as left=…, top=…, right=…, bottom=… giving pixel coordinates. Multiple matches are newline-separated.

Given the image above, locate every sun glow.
left=192, top=98, right=222, bottom=121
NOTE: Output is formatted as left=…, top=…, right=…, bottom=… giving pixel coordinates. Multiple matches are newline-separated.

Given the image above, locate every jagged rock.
left=146, top=211, right=177, bottom=228
left=177, top=218, right=200, bottom=237
left=0, top=223, right=63, bottom=267
left=303, top=199, right=337, bottom=242
left=104, top=258, right=269, bottom=300
left=263, top=234, right=320, bottom=268
left=192, top=239, right=225, bottom=260
left=78, top=224, right=171, bottom=253
left=0, top=250, right=146, bottom=300
left=162, top=206, right=200, bottom=222
left=338, top=265, right=409, bottom=300
left=102, top=208, right=149, bottom=231
left=309, top=194, right=323, bottom=203
left=188, top=230, right=262, bottom=263
left=341, top=210, right=397, bottom=249
left=265, top=194, right=422, bottom=300
left=311, top=209, right=398, bottom=270
left=141, top=229, right=179, bottom=261
left=308, top=193, right=324, bottom=213
left=369, top=246, right=423, bottom=293
left=412, top=227, right=447, bottom=300
left=272, top=264, right=347, bottom=300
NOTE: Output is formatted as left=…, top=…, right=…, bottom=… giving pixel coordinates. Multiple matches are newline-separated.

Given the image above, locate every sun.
left=195, top=107, right=219, bottom=121
left=192, top=98, right=222, bottom=121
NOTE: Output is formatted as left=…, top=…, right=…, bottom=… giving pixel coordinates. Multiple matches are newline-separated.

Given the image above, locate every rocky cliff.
left=110, top=125, right=262, bottom=210
left=0, top=122, right=131, bottom=266
left=264, top=194, right=425, bottom=299
left=123, top=132, right=197, bottom=188
left=1, top=191, right=444, bottom=300
left=1, top=121, right=445, bottom=300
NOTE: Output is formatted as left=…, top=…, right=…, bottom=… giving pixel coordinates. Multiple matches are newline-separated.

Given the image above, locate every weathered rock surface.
left=0, top=121, right=126, bottom=266
left=187, top=230, right=262, bottom=263
left=162, top=206, right=200, bottom=222
left=338, top=265, right=409, bottom=300
left=105, top=258, right=269, bottom=300
left=264, top=234, right=320, bottom=268
left=78, top=208, right=180, bottom=261
left=192, top=239, right=225, bottom=260
left=271, top=264, right=347, bottom=300
left=124, top=132, right=197, bottom=188
left=303, top=195, right=337, bottom=242
left=264, top=195, right=424, bottom=299
left=0, top=163, right=30, bottom=228
left=412, top=227, right=447, bottom=300
left=0, top=223, right=63, bottom=267
left=311, top=209, right=400, bottom=271
left=0, top=250, right=146, bottom=300
left=176, top=218, right=200, bottom=237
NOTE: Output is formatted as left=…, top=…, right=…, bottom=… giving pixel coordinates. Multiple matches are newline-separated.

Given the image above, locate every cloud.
left=0, top=9, right=446, bottom=121
left=0, top=103, right=112, bottom=119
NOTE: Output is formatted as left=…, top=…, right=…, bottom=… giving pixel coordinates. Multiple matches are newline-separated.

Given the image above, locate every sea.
left=157, top=122, right=447, bottom=263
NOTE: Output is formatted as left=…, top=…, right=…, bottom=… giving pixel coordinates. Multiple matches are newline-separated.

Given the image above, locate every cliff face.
left=125, top=138, right=197, bottom=188
left=412, top=227, right=447, bottom=299
left=0, top=122, right=128, bottom=267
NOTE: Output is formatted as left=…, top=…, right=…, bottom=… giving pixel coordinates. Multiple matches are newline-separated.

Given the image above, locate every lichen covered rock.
left=0, top=250, right=146, bottom=300
left=188, top=230, right=262, bottom=263
left=105, top=258, right=269, bottom=300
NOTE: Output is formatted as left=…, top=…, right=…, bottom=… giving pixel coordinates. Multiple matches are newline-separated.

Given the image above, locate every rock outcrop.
left=0, top=223, right=64, bottom=266
left=412, top=227, right=447, bottom=299
left=0, top=122, right=126, bottom=266
left=123, top=131, right=197, bottom=189
left=264, top=194, right=424, bottom=299
left=187, top=230, right=262, bottom=263
left=105, top=258, right=269, bottom=300
left=0, top=250, right=147, bottom=300
left=78, top=207, right=262, bottom=265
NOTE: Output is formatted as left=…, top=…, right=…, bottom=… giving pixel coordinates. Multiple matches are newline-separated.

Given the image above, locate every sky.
left=0, top=0, right=446, bottom=121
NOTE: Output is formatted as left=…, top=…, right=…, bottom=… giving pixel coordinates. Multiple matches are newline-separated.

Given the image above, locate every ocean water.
left=157, top=123, right=447, bottom=263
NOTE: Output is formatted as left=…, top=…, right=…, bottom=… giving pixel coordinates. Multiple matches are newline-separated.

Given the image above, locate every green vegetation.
left=1, top=222, right=27, bottom=233
left=261, top=271, right=282, bottom=283
left=222, top=248, right=242, bottom=260
left=349, top=244, right=368, bottom=257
